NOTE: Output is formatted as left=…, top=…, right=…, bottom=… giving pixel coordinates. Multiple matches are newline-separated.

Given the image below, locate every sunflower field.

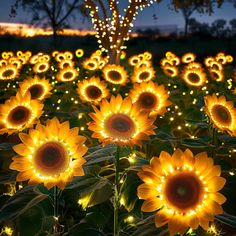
left=0, top=49, right=236, bottom=236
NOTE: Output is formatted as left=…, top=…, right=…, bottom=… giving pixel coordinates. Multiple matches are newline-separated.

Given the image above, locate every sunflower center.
left=164, top=172, right=204, bottom=212
left=88, top=62, right=95, bottom=68
left=108, top=70, right=122, bottom=81
left=166, top=68, right=174, bottom=75
left=38, top=64, right=46, bottom=71
left=187, top=73, right=200, bottom=83
left=139, top=71, right=150, bottom=80
left=34, top=142, right=69, bottom=176
left=8, top=106, right=31, bottom=125
left=104, top=113, right=136, bottom=139
left=137, top=92, right=158, bottom=109
left=211, top=104, right=232, bottom=126
left=2, top=69, right=14, bottom=78
left=64, top=72, right=73, bottom=79
left=86, top=85, right=102, bottom=100
left=211, top=71, right=219, bottom=80
left=28, top=84, right=44, bottom=99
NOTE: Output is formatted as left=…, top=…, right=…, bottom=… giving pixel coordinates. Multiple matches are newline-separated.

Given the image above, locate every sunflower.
left=182, top=68, right=206, bottom=87
left=58, top=59, right=75, bottom=69
left=75, top=49, right=84, bottom=58
left=77, top=77, right=110, bottom=104
left=204, top=94, right=236, bottom=133
left=209, top=69, right=224, bottom=82
left=33, top=61, right=50, bottom=74
left=19, top=76, right=52, bottom=100
left=131, top=66, right=155, bottom=83
left=182, top=53, right=196, bottom=63
left=8, top=57, right=22, bottom=69
left=186, top=62, right=202, bottom=70
left=160, top=59, right=173, bottom=67
left=82, top=58, right=99, bottom=71
left=209, top=61, right=222, bottom=71
left=226, top=55, right=233, bottom=63
left=135, top=60, right=152, bottom=69
left=216, top=55, right=227, bottom=65
left=0, top=64, right=18, bottom=80
left=204, top=57, right=214, bottom=67
left=103, top=64, right=128, bottom=85
left=0, top=92, right=43, bottom=134
left=162, top=66, right=178, bottom=78
left=9, top=117, right=88, bottom=189
left=88, top=95, right=156, bottom=146
left=129, top=81, right=171, bottom=116
left=137, top=149, right=226, bottom=236
left=56, top=67, right=79, bottom=82
left=55, top=53, right=66, bottom=62
left=129, top=55, right=141, bottom=66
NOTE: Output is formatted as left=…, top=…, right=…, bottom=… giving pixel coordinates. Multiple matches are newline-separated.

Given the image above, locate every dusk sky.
left=0, top=0, right=235, bottom=29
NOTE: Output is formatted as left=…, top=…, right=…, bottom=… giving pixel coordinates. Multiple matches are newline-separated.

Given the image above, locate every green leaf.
left=0, top=186, right=48, bottom=222
left=181, top=138, right=209, bottom=148
left=0, top=142, right=14, bottom=150
left=120, top=171, right=140, bottom=212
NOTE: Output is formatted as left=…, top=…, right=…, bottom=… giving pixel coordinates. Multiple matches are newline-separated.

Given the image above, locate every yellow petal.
left=207, top=176, right=226, bottom=192
left=209, top=192, right=226, bottom=204
left=172, top=149, right=183, bottom=167
left=141, top=197, right=162, bottom=212
left=155, top=208, right=173, bottom=228
left=13, top=144, right=31, bottom=156
left=137, top=183, right=158, bottom=199
left=137, top=171, right=160, bottom=184
left=168, top=215, right=188, bottom=236
left=18, top=133, right=33, bottom=146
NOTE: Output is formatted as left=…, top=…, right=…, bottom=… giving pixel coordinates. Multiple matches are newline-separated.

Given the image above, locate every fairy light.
left=0, top=226, right=13, bottom=236
left=84, top=0, right=157, bottom=62
left=124, top=215, right=134, bottom=223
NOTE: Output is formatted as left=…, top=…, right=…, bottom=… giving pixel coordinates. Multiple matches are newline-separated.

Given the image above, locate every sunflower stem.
left=53, top=186, right=59, bottom=234
left=114, top=145, right=120, bottom=236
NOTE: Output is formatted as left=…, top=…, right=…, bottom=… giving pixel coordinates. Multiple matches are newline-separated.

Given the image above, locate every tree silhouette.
left=11, top=0, right=83, bottom=37
left=170, top=0, right=224, bottom=38
left=84, top=0, right=161, bottom=64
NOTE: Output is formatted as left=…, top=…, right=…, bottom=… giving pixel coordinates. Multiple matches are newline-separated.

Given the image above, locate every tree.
left=11, top=0, right=83, bottom=37
left=211, top=19, right=227, bottom=38
left=230, top=18, right=236, bottom=35
left=84, top=0, right=161, bottom=64
left=170, top=0, right=224, bottom=38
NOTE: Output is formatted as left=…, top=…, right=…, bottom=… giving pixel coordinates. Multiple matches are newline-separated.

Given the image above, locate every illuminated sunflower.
left=204, top=94, right=236, bottom=133
left=33, top=61, right=50, bottom=74
left=129, top=81, right=171, bottom=116
left=19, top=76, right=52, bottom=100
left=0, top=65, right=18, bottom=80
left=182, top=53, right=196, bottom=64
left=131, top=66, right=155, bottom=83
left=170, top=57, right=180, bottom=66
left=77, top=77, right=110, bottom=104
left=75, top=49, right=84, bottom=58
left=216, top=55, right=227, bottom=65
left=226, top=55, right=233, bottom=63
left=129, top=55, right=141, bottom=66
left=82, top=58, right=99, bottom=71
left=182, top=68, right=206, bottom=87
left=56, top=67, right=79, bottom=82
left=137, top=149, right=226, bottom=236
left=88, top=95, right=156, bottom=146
left=0, top=92, right=43, bottom=134
left=204, top=57, right=214, bottom=67
left=160, top=59, right=173, bottom=67
left=55, top=53, right=66, bottom=62
left=8, top=57, right=22, bottom=69
left=10, top=117, right=87, bottom=189
left=162, top=66, right=178, bottom=78
left=58, top=59, right=75, bottom=69
left=135, top=60, right=152, bottom=69
left=209, top=61, right=222, bottom=71
left=143, top=52, right=152, bottom=60
left=103, top=64, right=128, bottom=85
left=209, top=69, right=224, bottom=82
